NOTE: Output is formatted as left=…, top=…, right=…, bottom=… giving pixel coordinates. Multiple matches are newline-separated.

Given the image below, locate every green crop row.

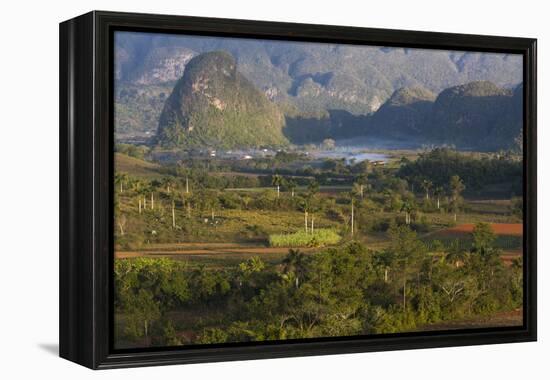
left=268, top=229, right=341, bottom=248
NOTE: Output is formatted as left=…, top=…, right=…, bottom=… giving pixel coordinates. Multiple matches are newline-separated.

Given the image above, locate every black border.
left=60, top=10, right=537, bottom=369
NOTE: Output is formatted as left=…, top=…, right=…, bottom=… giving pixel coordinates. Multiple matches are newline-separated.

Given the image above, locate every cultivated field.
left=113, top=147, right=524, bottom=348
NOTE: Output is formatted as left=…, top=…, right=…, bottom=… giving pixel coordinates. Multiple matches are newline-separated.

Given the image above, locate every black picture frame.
left=59, top=10, right=537, bottom=369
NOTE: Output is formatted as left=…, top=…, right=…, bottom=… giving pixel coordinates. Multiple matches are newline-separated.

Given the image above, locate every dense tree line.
left=397, top=148, right=522, bottom=196
left=115, top=223, right=522, bottom=347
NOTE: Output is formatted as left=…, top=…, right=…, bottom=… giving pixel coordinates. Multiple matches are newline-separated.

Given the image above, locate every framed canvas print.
left=59, top=11, right=537, bottom=369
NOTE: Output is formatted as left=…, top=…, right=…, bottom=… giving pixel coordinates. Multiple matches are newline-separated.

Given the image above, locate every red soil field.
left=445, top=223, right=523, bottom=236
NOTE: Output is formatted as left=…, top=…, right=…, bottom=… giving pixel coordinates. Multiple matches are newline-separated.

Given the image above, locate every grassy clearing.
left=115, top=153, right=163, bottom=179
left=269, top=229, right=341, bottom=248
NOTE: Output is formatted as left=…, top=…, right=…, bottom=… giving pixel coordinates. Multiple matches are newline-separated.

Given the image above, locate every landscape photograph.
left=113, top=31, right=524, bottom=349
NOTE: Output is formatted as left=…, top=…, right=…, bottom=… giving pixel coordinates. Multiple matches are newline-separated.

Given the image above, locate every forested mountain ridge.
left=365, top=81, right=523, bottom=150
left=151, top=56, right=522, bottom=150
left=283, top=81, right=522, bottom=150
left=368, top=87, right=437, bottom=139
left=155, top=51, right=287, bottom=149
left=115, top=33, right=523, bottom=151
left=428, top=81, right=522, bottom=149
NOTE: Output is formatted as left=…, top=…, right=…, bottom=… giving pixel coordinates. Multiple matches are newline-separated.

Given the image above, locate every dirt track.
left=414, top=309, right=523, bottom=331
left=116, top=245, right=318, bottom=259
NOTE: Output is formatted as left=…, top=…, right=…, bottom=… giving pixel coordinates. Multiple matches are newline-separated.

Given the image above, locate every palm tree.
left=421, top=179, right=433, bottom=200
left=300, top=199, right=309, bottom=234
left=356, top=174, right=368, bottom=198
left=400, top=201, right=414, bottom=225
left=238, top=256, right=265, bottom=286
left=132, top=180, right=146, bottom=214
left=352, top=182, right=363, bottom=200
left=446, top=239, right=466, bottom=268
left=170, top=193, right=178, bottom=229
left=287, top=178, right=297, bottom=197
left=306, top=180, right=320, bottom=233
left=382, top=189, right=394, bottom=211
left=272, top=174, right=284, bottom=198
left=161, top=176, right=175, bottom=194
left=142, top=184, right=149, bottom=210
left=349, top=185, right=362, bottom=236
left=115, top=173, right=129, bottom=193
left=449, top=175, right=465, bottom=222
left=117, top=214, right=126, bottom=236
left=434, top=186, right=444, bottom=210
left=176, top=165, right=191, bottom=194
left=182, top=192, right=192, bottom=218
left=351, top=196, right=355, bottom=236
left=307, top=179, right=319, bottom=197
left=282, top=249, right=308, bottom=288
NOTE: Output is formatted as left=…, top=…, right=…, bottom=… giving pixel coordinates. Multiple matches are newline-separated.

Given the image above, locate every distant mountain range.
left=114, top=32, right=523, bottom=151
left=284, top=80, right=522, bottom=151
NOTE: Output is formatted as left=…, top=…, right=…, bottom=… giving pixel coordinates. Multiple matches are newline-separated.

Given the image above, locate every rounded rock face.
left=156, top=51, right=287, bottom=149
left=430, top=81, right=520, bottom=149
left=437, top=80, right=512, bottom=99
left=387, top=87, right=436, bottom=107
left=369, top=87, right=436, bottom=138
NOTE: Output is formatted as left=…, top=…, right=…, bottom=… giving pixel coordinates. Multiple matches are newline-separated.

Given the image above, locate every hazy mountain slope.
left=114, top=33, right=523, bottom=150
left=114, top=33, right=522, bottom=138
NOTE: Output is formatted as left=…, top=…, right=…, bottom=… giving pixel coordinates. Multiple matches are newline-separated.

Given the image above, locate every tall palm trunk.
left=351, top=199, right=354, bottom=236
left=151, top=193, right=154, bottom=210
left=403, top=277, right=407, bottom=312
left=304, top=211, right=308, bottom=234
left=186, top=177, right=189, bottom=193
left=138, top=199, right=142, bottom=214
left=311, top=215, right=314, bottom=234
left=172, top=200, right=176, bottom=228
